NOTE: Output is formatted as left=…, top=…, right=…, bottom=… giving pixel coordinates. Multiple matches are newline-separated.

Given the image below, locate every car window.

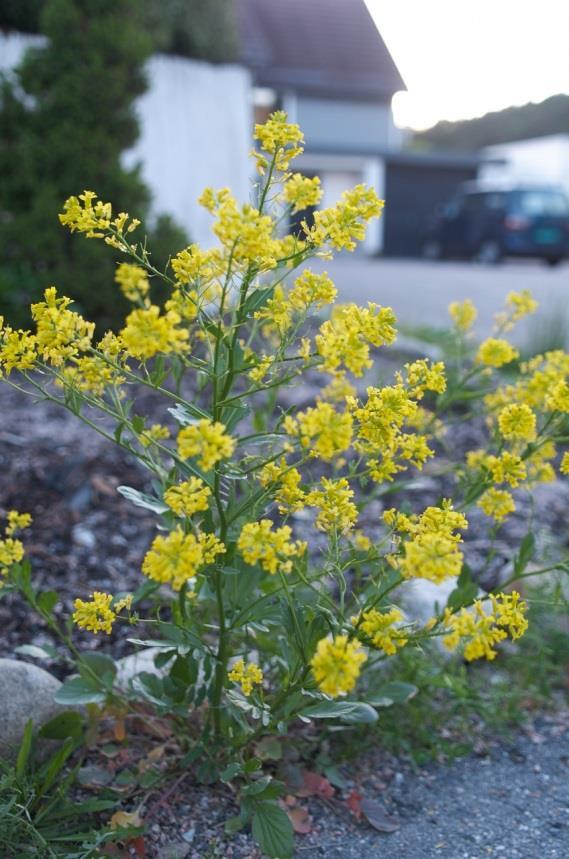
left=516, top=190, right=569, bottom=216
left=483, top=193, right=506, bottom=210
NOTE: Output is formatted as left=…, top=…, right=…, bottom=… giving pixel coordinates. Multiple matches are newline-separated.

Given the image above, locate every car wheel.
left=422, top=240, right=442, bottom=260
left=474, top=240, right=502, bottom=265
left=545, top=256, right=563, bottom=268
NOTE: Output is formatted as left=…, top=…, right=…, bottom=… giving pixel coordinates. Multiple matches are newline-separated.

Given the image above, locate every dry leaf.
left=113, top=718, right=126, bottom=742
left=110, top=809, right=144, bottom=830
left=298, top=771, right=335, bottom=799
left=359, top=798, right=399, bottom=833
left=287, top=806, right=312, bottom=834
left=346, top=789, right=363, bottom=818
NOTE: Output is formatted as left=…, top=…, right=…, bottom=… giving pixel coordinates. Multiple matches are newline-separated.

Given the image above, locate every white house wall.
left=296, top=95, right=394, bottom=154
left=1, top=33, right=252, bottom=248
left=481, top=134, right=569, bottom=195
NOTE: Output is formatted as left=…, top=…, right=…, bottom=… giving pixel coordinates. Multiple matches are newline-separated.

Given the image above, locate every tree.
left=0, top=0, right=185, bottom=327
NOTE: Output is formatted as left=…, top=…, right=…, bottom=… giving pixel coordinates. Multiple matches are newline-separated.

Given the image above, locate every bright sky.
left=366, top=0, right=569, bottom=130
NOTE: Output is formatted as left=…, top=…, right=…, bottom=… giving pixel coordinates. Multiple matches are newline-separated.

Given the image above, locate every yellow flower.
left=164, top=478, right=211, bottom=517
left=283, top=174, right=323, bottom=212
left=449, top=298, right=477, bottom=332
left=476, top=338, right=519, bottom=368
left=259, top=458, right=306, bottom=513
left=31, top=287, right=94, bottom=367
left=487, top=452, right=526, bottom=487
left=560, top=452, right=569, bottom=475
left=177, top=419, right=235, bottom=471
left=545, top=380, right=569, bottom=412
left=0, top=538, right=25, bottom=570
left=115, top=263, right=150, bottom=302
left=139, top=423, right=170, bottom=448
left=120, top=306, right=189, bottom=360
left=498, top=404, right=537, bottom=441
left=73, top=592, right=115, bottom=635
left=310, top=635, right=367, bottom=697
left=237, top=519, right=306, bottom=574
left=400, top=533, right=463, bottom=583
left=305, top=184, right=384, bottom=252
left=285, top=401, right=353, bottom=461
left=478, top=488, right=515, bottom=522
left=288, top=270, right=337, bottom=311
left=442, top=592, right=527, bottom=661
left=0, top=328, right=37, bottom=373
left=253, top=110, right=304, bottom=172
left=248, top=355, right=274, bottom=383
left=306, top=477, right=358, bottom=533
left=316, top=303, right=397, bottom=376
left=142, top=527, right=225, bottom=590
left=5, top=511, right=32, bottom=537
left=404, top=359, right=447, bottom=397
left=227, top=659, right=264, bottom=696
left=353, top=607, right=408, bottom=656
left=59, top=190, right=112, bottom=237
left=171, top=245, right=224, bottom=286
left=200, top=188, right=280, bottom=270
left=61, top=356, right=123, bottom=395
left=506, top=289, right=538, bottom=322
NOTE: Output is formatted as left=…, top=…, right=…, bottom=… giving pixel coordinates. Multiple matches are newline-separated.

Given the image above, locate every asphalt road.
left=313, top=256, right=569, bottom=347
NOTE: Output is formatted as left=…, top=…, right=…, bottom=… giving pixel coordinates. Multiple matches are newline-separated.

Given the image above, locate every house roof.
left=235, top=0, right=406, bottom=101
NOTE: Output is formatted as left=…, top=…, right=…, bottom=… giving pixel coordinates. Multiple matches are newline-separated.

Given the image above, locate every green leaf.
left=251, top=801, right=294, bottom=859
left=14, top=644, right=57, bottom=660
left=514, top=532, right=535, bottom=576
left=243, top=285, right=274, bottom=315
left=78, top=651, right=117, bottom=683
left=54, top=677, right=107, bottom=706
left=16, top=719, right=34, bottom=780
left=37, top=590, right=58, bottom=615
left=220, top=762, right=243, bottom=782
left=117, top=485, right=169, bottom=514
left=168, top=401, right=211, bottom=424
left=367, top=682, right=418, bottom=707
left=39, top=710, right=83, bottom=740
left=302, top=700, right=378, bottom=723
left=447, top=565, right=479, bottom=611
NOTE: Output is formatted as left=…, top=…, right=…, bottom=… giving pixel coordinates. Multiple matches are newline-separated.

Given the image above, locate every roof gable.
left=235, top=0, right=405, bottom=101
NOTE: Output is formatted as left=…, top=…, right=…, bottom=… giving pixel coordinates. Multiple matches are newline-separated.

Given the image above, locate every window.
left=516, top=190, right=569, bottom=217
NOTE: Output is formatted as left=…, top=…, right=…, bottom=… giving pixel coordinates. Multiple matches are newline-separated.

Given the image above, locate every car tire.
left=545, top=257, right=563, bottom=268
left=422, top=240, right=442, bottom=260
left=474, top=240, right=502, bottom=265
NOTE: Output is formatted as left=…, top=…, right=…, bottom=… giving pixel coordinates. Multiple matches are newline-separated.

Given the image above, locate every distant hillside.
left=413, top=94, right=569, bottom=151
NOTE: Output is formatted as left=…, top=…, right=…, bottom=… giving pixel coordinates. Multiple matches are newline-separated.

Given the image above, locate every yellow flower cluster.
left=0, top=510, right=31, bottom=578
left=288, top=270, right=337, bottom=311
left=305, top=184, right=384, bottom=251
left=115, top=263, right=150, bottom=303
left=31, top=288, right=94, bottom=367
left=237, top=520, right=306, bottom=574
left=73, top=591, right=132, bottom=635
left=200, top=188, right=280, bottom=270
left=477, top=338, right=519, bottom=368
left=386, top=501, right=468, bottom=584
left=164, top=478, right=211, bottom=517
left=404, top=359, right=447, bottom=398
left=353, top=607, right=408, bottom=656
left=477, top=487, right=516, bottom=522
left=283, top=174, right=323, bottom=213
left=259, top=458, right=306, bottom=513
left=120, top=305, right=189, bottom=360
left=449, top=298, right=477, bottom=332
left=142, top=527, right=225, bottom=591
left=506, top=289, right=539, bottom=323
left=171, top=245, right=224, bottom=287
left=227, top=659, right=264, bottom=696
left=61, top=355, right=124, bottom=396
left=310, top=634, right=367, bottom=697
left=139, top=423, right=170, bottom=448
left=0, top=325, right=37, bottom=374
left=59, top=190, right=140, bottom=246
left=253, top=110, right=304, bottom=172
left=306, top=477, right=358, bottom=534
left=284, top=401, right=353, bottom=461
left=442, top=591, right=528, bottom=661
left=498, top=403, right=537, bottom=441
left=316, top=303, right=397, bottom=376
left=177, top=419, right=235, bottom=472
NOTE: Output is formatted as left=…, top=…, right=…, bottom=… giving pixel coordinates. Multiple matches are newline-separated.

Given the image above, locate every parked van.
left=424, top=184, right=569, bottom=266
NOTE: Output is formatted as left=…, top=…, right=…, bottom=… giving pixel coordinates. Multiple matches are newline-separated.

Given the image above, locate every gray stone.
left=0, top=658, right=63, bottom=761
left=157, top=842, right=191, bottom=859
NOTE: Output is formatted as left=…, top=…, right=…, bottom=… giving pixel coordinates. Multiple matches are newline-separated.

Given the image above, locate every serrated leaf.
left=252, top=801, right=294, bottom=859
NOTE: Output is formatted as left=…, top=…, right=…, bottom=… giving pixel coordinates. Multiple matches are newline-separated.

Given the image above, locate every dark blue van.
left=424, top=184, right=569, bottom=266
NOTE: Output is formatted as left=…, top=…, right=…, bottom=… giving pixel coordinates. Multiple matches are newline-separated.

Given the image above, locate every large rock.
left=0, top=658, right=63, bottom=761
left=115, top=647, right=169, bottom=690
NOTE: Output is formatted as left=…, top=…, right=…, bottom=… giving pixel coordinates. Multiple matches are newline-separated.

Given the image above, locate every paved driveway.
left=312, top=257, right=569, bottom=346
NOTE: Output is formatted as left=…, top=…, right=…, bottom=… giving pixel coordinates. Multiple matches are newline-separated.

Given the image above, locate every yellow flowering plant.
left=2, top=112, right=569, bottom=856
